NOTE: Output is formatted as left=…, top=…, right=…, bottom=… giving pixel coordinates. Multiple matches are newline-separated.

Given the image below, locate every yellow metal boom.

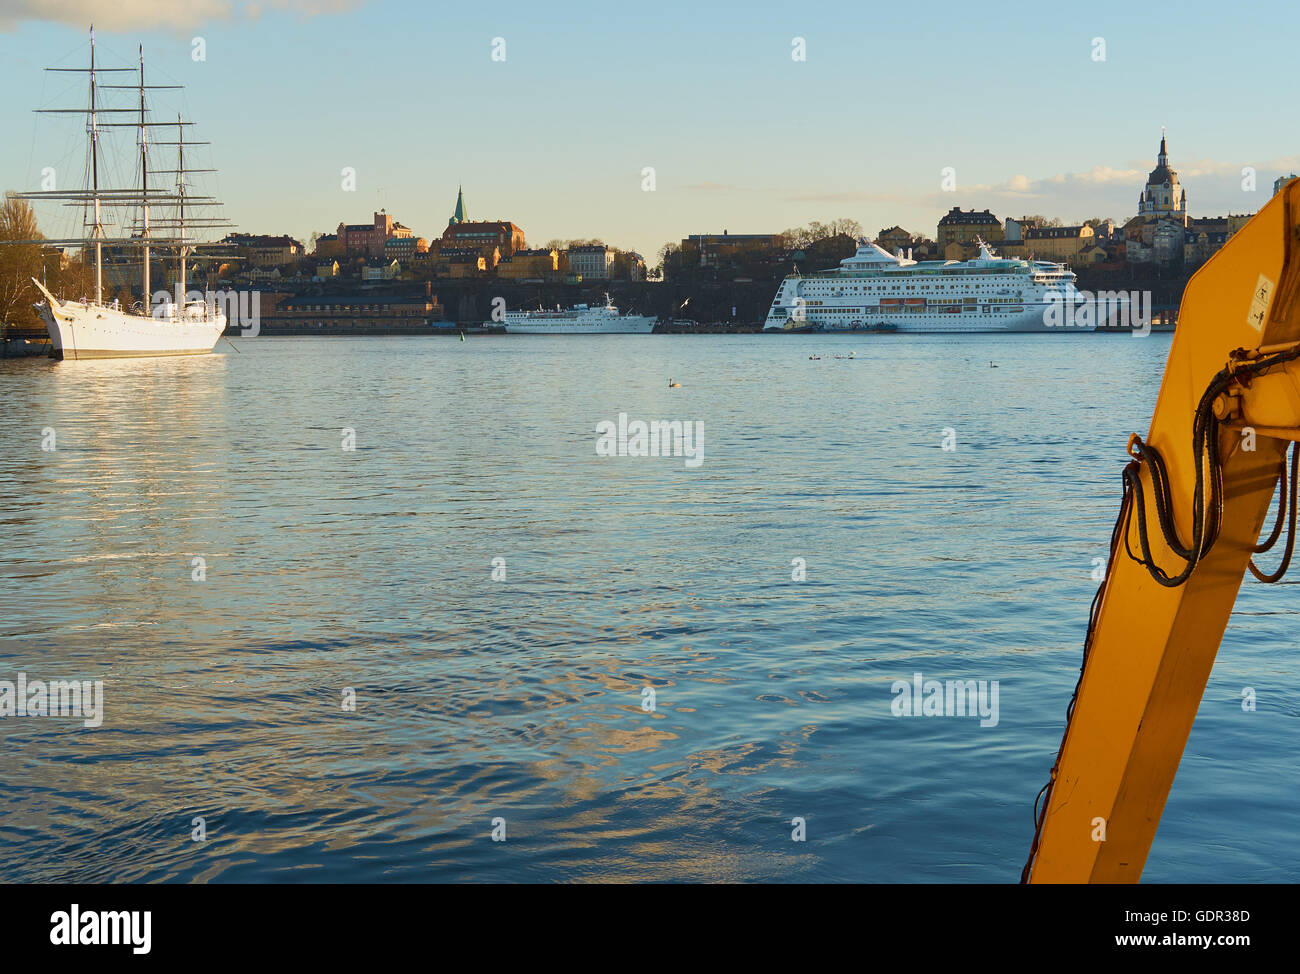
left=1024, top=181, right=1300, bottom=883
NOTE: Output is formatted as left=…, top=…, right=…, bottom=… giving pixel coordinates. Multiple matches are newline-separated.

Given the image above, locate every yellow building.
left=1024, top=224, right=1095, bottom=262
left=497, top=248, right=559, bottom=280
left=443, top=251, right=486, bottom=278
left=1227, top=213, right=1252, bottom=234
left=936, top=207, right=1003, bottom=250
left=876, top=226, right=915, bottom=255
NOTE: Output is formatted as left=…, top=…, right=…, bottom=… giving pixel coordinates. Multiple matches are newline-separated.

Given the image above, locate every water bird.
left=668, top=379, right=681, bottom=388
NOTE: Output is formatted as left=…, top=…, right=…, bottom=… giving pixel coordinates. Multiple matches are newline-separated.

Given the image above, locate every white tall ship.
left=5, top=29, right=227, bottom=359
left=763, top=239, right=1114, bottom=334
left=499, top=296, right=656, bottom=334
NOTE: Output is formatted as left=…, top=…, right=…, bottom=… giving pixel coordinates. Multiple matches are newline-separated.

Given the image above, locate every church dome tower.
left=1139, top=131, right=1186, bottom=221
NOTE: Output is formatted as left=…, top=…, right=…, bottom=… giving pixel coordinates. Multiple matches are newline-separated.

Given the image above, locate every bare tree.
left=783, top=218, right=863, bottom=248
left=0, top=195, right=43, bottom=338
left=829, top=217, right=864, bottom=240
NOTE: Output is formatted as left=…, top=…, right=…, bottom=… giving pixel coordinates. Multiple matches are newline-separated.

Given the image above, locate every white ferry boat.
left=763, top=239, right=1116, bottom=334
left=499, top=296, right=656, bottom=334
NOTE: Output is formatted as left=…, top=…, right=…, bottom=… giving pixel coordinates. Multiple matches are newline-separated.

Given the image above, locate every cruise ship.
left=499, top=296, right=656, bottom=334
left=763, top=239, right=1113, bottom=334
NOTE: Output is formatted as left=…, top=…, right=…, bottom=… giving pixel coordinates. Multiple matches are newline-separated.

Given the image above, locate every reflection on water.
left=0, top=335, right=1296, bottom=882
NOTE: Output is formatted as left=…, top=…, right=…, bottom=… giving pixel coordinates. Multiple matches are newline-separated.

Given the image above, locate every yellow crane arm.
left=1024, top=181, right=1300, bottom=883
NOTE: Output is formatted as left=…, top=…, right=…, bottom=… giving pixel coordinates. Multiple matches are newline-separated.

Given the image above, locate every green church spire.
left=449, top=185, right=468, bottom=226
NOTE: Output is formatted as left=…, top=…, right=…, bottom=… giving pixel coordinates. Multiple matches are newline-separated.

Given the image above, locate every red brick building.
left=337, top=211, right=413, bottom=259
left=439, top=186, right=525, bottom=256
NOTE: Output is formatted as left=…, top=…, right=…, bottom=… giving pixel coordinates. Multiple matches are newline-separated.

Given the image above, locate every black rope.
left=1252, top=453, right=1289, bottom=553
left=1249, top=444, right=1299, bottom=582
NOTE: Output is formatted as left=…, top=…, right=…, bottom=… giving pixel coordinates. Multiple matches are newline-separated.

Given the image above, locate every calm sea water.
left=0, top=334, right=1296, bottom=883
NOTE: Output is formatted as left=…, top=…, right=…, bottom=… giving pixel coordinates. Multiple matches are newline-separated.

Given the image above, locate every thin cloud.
left=681, top=182, right=743, bottom=193
left=0, top=0, right=359, bottom=32
left=784, top=190, right=907, bottom=204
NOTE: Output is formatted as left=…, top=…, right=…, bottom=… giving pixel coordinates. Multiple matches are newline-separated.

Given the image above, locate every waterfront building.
left=1089, top=219, right=1118, bottom=246
left=384, top=236, right=425, bottom=262
left=991, top=238, right=1028, bottom=258
left=442, top=220, right=524, bottom=256
left=219, top=233, right=305, bottom=267
left=362, top=259, right=401, bottom=281
left=316, top=259, right=340, bottom=279
left=1003, top=217, right=1036, bottom=242
left=567, top=244, right=614, bottom=280
left=1023, top=224, right=1095, bottom=263
left=1152, top=219, right=1186, bottom=263
left=337, top=211, right=414, bottom=259
left=876, top=226, right=916, bottom=254
left=908, top=238, right=941, bottom=260
left=1185, top=228, right=1228, bottom=265
left=432, top=246, right=489, bottom=278
left=937, top=207, right=1004, bottom=250
left=680, top=232, right=785, bottom=268
left=313, top=233, right=343, bottom=258
left=440, top=186, right=525, bottom=256
left=264, top=284, right=441, bottom=330
left=1276, top=174, right=1298, bottom=196
left=497, top=248, right=559, bottom=280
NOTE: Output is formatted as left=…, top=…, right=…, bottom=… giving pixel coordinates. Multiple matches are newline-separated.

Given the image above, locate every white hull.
left=498, top=298, right=656, bottom=334
left=505, top=316, right=656, bottom=335
left=38, top=288, right=225, bottom=360
left=766, top=305, right=1116, bottom=334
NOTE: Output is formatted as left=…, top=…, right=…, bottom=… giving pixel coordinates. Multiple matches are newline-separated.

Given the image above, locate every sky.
left=1, top=0, right=1297, bottom=262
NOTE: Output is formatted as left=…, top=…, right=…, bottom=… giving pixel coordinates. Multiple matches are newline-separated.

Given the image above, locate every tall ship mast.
left=3, top=28, right=231, bottom=359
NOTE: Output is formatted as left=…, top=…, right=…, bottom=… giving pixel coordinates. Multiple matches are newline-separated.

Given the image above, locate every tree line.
left=0, top=195, right=95, bottom=339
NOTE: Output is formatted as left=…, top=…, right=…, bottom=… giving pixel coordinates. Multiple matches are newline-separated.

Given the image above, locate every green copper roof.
left=449, top=186, right=468, bottom=226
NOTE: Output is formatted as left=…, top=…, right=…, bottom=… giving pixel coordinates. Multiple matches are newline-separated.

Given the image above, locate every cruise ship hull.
left=768, top=305, right=1102, bottom=334
left=505, top=317, right=656, bottom=335
left=37, top=287, right=226, bottom=360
